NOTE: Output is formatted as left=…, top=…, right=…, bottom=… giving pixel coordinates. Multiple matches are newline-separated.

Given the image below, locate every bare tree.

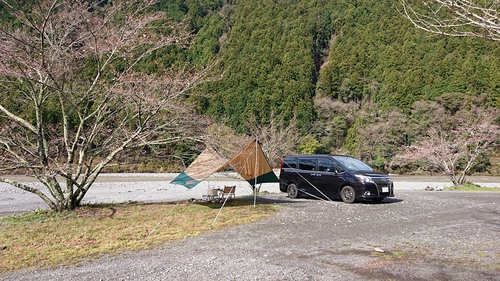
left=203, top=123, right=251, bottom=160
left=400, top=0, right=500, bottom=41
left=245, top=113, right=300, bottom=168
left=0, top=0, right=208, bottom=210
left=313, top=96, right=359, bottom=151
left=395, top=107, right=499, bottom=185
left=200, top=114, right=300, bottom=170
left=356, top=109, right=409, bottom=168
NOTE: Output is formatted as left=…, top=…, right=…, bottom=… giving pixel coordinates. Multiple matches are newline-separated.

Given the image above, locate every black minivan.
left=279, top=155, right=394, bottom=203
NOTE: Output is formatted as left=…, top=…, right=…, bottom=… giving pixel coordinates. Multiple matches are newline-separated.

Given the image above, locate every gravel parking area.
left=1, top=190, right=499, bottom=280
left=1, top=173, right=499, bottom=217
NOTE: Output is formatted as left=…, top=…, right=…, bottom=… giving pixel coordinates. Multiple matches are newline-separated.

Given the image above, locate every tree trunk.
left=446, top=172, right=460, bottom=186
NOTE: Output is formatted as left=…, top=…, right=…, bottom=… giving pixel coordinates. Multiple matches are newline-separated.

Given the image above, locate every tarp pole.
left=212, top=193, right=230, bottom=228
left=148, top=198, right=183, bottom=236
left=254, top=136, right=258, bottom=208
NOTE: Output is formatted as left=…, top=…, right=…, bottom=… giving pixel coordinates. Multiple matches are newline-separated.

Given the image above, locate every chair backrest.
left=208, top=188, right=219, bottom=196
left=223, top=185, right=235, bottom=194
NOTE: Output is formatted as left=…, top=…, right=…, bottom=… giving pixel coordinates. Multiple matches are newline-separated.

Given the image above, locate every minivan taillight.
left=280, top=158, right=284, bottom=172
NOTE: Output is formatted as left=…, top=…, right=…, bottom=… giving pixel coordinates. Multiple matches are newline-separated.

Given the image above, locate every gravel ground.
left=1, top=173, right=499, bottom=217
left=1, top=188, right=499, bottom=280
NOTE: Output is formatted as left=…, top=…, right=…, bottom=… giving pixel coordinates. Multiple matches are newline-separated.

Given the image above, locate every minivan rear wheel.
left=287, top=183, right=299, bottom=199
left=340, top=185, right=356, bottom=203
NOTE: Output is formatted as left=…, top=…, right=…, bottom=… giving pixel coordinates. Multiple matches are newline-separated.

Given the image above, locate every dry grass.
left=0, top=200, right=278, bottom=272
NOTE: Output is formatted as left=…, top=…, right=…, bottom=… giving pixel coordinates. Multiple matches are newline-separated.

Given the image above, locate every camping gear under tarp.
left=170, top=148, right=228, bottom=189
left=169, top=139, right=279, bottom=225
left=227, top=140, right=279, bottom=186
left=171, top=139, right=278, bottom=189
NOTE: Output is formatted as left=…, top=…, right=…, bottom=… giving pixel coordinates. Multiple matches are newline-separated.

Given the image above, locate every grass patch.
left=369, top=250, right=408, bottom=260
left=0, top=200, right=278, bottom=272
left=443, top=183, right=500, bottom=192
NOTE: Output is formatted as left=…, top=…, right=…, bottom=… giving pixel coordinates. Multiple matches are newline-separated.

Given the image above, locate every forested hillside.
left=177, top=0, right=499, bottom=171
left=176, top=1, right=498, bottom=118
left=1, top=0, right=498, bottom=173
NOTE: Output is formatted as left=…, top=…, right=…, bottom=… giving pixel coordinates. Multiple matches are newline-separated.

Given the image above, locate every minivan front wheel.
left=340, top=186, right=356, bottom=203
left=287, top=183, right=299, bottom=199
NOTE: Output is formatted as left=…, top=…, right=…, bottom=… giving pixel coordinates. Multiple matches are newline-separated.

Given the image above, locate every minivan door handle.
left=312, top=173, right=321, bottom=177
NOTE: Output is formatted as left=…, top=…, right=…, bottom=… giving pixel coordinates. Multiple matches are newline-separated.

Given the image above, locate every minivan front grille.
left=373, top=177, right=392, bottom=195
left=373, top=177, right=391, bottom=187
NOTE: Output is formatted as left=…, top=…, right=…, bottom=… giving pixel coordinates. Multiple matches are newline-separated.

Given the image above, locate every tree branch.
left=400, top=0, right=500, bottom=41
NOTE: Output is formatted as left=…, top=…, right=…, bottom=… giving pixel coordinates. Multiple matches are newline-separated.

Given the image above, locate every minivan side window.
left=298, top=159, right=316, bottom=171
left=284, top=158, right=297, bottom=169
left=318, top=159, right=334, bottom=172
left=333, top=161, right=345, bottom=173
left=318, top=159, right=345, bottom=173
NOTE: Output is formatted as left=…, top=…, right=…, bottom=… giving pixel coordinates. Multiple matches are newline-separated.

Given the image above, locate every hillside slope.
left=190, top=0, right=498, bottom=132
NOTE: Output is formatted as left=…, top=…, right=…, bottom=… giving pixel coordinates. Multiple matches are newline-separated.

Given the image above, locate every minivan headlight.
left=355, top=175, right=374, bottom=184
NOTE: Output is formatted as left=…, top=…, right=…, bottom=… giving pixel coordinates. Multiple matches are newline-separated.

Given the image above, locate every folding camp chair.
left=203, top=187, right=222, bottom=203
left=221, top=185, right=236, bottom=200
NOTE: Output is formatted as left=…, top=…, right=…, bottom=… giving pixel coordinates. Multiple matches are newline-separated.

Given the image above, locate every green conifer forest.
left=1, top=0, right=499, bottom=173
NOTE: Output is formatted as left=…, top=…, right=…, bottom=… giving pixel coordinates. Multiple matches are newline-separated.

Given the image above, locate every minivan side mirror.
left=326, top=168, right=338, bottom=173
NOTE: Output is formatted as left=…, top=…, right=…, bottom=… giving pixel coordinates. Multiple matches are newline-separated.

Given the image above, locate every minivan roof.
left=284, top=154, right=354, bottom=158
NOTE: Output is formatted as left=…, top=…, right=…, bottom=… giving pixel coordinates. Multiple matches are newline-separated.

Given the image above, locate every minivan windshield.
left=333, top=156, right=373, bottom=172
